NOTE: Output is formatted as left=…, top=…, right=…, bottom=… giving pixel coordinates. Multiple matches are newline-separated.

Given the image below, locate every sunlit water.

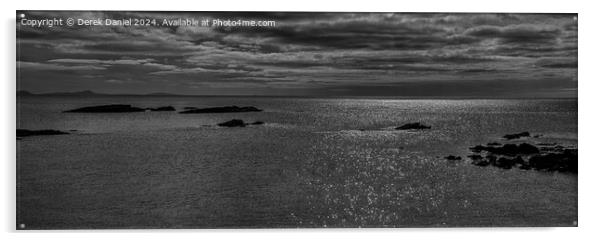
left=17, top=96, right=577, bottom=228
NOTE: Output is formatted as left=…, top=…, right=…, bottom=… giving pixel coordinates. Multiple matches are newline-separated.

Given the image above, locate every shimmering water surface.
left=16, top=96, right=577, bottom=228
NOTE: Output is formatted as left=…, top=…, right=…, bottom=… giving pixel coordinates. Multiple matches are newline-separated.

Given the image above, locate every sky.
left=17, top=11, right=577, bottom=97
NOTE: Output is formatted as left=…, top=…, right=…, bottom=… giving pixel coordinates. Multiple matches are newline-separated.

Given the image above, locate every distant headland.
left=16, top=90, right=183, bottom=97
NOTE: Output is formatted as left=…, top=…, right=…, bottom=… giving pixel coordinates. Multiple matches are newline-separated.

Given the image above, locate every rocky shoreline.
left=446, top=131, right=577, bottom=174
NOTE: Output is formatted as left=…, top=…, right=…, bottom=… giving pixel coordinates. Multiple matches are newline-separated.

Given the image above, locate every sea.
left=16, top=96, right=578, bottom=228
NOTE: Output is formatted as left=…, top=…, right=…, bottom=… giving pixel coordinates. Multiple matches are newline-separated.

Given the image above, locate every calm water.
left=16, top=96, right=578, bottom=228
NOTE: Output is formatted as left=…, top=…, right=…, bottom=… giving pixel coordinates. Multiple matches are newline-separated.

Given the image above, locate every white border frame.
left=4, top=0, right=600, bottom=240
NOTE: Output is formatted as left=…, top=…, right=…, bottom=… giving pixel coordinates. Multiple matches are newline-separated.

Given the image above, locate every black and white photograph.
left=15, top=10, right=578, bottom=229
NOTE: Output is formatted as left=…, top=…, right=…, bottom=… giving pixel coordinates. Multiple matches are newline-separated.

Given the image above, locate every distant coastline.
left=16, top=90, right=577, bottom=100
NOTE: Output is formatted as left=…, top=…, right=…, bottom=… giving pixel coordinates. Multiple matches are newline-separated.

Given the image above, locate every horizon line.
left=16, top=90, right=577, bottom=100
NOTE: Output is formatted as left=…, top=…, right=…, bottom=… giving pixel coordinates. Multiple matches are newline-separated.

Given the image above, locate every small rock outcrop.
left=493, top=156, right=525, bottom=169
left=470, top=143, right=539, bottom=156
left=217, top=119, right=247, bottom=127
left=217, top=119, right=266, bottom=127
left=147, top=106, right=176, bottom=111
left=503, top=131, right=530, bottom=140
left=17, top=129, right=69, bottom=137
left=529, top=149, right=577, bottom=173
left=395, top=122, right=431, bottom=130
left=467, top=154, right=483, bottom=160
left=180, top=106, right=262, bottom=114
left=517, top=143, right=540, bottom=154
left=64, top=104, right=146, bottom=113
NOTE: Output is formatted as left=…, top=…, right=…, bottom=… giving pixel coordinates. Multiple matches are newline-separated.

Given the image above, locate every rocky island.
left=17, top=129, right=69, bottom=137
left=217, top=119, right=265, bottom=127
left=454, top=132, right=577, bottom=173
left=146, top=106, right=176, bottom=111
left=395, top=122, right=431, bottom=130
left=64, top=104, right=146, bottom=113
left=503, top=131, right=530, bottom=140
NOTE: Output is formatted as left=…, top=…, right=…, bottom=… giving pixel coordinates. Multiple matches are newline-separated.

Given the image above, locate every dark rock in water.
left=493, top=157, right=522, bottom=169
left=395, top=122, right=431, bottom=130
left=539, top=147, right=556, bottom=152
left=64, top=104, right=145, bottom=113
left=490, top=144, right=520, bottom=156
left=514, top=156, right=526, bottom=165
left=529, top=149, right=577, bottom=173
left=470, top=155, right=497, bottom=167
left=445, top=155, right=462, bottom=161
left=216, top=119, right=266, bottom=127
left=490, top=143, right=538, bottom=155
left=473, top=155, right=525, bottom=169
left=563, top=148, right=578, bottom=156
left=468, top=154, right=488, bottom=166
left=147, top=106, right=175, bottom=111
left=217, top=119, right=247, bottom=127
left=487, top=142, right=502, bottom=146
left=503, top=131, right=530, bottom=140
left=517, top=143, right=540, bottom=154
left=469, top=145, right=487, bottom=153
left=180, top=106, right=262, bottom=114
left=17, top=129, right=69, bottom=137
left=467, top=154, right=483, bottom=160
left=468, top=138, right=577, bottom=173
left=519, top=159, right=532, bottom=170
left=471, top=143, right=539, bottom=156
left=529, top=155, right=556, bottom=171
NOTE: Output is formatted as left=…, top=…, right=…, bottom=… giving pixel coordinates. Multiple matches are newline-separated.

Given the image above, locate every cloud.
left=535, top=58, right=578, bottom=69
left=16, top=11, right=578, bottom=97
left=48, top=58, right=180, bottom=70
left=48, top=58, right=152, bottom=65
left=464, top=24, right=561, bottom=44
left=18, top=61, right=107, bottom=71
left=540, top=62, right=578, bottom=68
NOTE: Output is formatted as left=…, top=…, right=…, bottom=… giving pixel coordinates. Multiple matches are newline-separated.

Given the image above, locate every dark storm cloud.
left=535, top=58, right=578, bottom=69
left=214, top=21, right=475, bottom=51
left=464, top=24, right=561, bottom=44
left=540, top=62, right=578, bottom=68
left=17, top=11, right=577, bottom=97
